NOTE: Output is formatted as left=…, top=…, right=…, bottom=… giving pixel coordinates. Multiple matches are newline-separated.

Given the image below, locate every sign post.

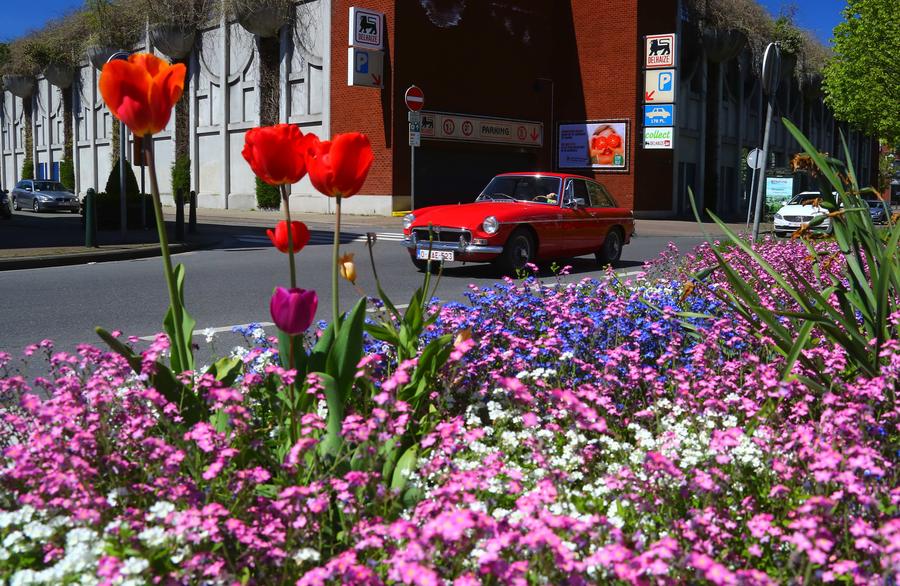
left=745, top=147, right=764, bottom=227
left=405, top=86, right=424, bottom=210
left=751, top=43, right=781, bottom=242
left=641, top=34, right=677, bottom=150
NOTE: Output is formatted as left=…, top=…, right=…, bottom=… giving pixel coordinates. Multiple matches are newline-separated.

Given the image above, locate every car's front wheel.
left=13, top=197, right=20, bottom=211
left=596, top=227, right=623, bottom=265
left=495, top=229, right=534, bottom=276
left=32, top=199, right=40, bottom=213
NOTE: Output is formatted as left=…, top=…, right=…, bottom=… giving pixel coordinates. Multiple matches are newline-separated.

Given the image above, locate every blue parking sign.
left=644, top=105, right=674, bottom=127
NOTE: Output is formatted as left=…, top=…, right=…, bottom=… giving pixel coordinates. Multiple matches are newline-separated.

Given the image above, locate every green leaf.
left=309, top=321, right=337, bottom=374
left=782, top=320, right=815, bottom=382
left=276, top=329, right=308, bottom=377
left=162, top=264, right=196, bottom=374
left=317, top=373, right=343, bottom=457
left=391, top=443, right=418, bottom=492
left=325, top=297, right=367, bottom=398
left=206, top=356, right=242, bottom=387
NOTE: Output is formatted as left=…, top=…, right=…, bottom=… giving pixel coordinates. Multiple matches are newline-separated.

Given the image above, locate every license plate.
left=416, top=249, right=454, bottom=262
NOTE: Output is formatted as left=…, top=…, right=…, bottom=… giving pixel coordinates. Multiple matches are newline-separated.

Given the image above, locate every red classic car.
left=402, top=172, right=635, bottom=274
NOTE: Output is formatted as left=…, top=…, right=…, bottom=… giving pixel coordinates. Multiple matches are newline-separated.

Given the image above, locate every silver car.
left=11, top=180, right=80, bottom=213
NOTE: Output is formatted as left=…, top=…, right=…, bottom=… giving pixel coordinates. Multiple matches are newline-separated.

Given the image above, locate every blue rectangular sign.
left=644, top=105, right=674, bottom=127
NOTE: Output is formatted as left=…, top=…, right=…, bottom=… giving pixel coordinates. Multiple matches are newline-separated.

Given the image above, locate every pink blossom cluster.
left=0, top=238, right=898, bottom=584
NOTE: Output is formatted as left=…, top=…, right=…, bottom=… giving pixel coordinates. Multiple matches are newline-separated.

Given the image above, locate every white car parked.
left=773, top=191, right=831, bottom=238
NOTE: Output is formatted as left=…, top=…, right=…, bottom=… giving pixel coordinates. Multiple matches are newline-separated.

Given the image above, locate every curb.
left=0, top=240, right=219, bottom=271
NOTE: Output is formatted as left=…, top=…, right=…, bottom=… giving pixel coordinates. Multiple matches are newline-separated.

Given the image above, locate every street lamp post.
left=106, top=51, right=131, bottom=242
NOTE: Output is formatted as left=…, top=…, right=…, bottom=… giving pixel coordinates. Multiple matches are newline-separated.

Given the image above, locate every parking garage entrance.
left=413, top=142, right=539, bottom=208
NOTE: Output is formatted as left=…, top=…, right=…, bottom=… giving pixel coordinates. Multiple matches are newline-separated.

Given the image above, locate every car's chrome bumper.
left=401, top=237, right=503, bottom=255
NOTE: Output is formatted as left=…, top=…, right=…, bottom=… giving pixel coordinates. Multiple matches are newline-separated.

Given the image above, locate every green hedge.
left=256, top=177, right=280, bottom=210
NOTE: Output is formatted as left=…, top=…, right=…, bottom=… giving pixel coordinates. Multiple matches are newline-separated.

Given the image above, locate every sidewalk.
left=0, top=205, right=761, bottom=270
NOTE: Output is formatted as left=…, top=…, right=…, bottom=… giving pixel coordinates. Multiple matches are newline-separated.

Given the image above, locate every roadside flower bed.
left=1, top=237, right=898, bottom=585
left=2, top=50, right=898, bottom=585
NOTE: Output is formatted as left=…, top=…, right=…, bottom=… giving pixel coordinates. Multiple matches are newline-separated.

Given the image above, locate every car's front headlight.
left=402, top=213, right=415, bottom=231
left=482, top=216, right=499, bottom=234
left=774, top=213, right=783, bottom=220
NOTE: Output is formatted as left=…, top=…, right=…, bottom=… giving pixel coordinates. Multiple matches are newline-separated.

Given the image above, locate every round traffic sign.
left=747, top=148, right=764, bottom=170
left=404, top=85, right=424, bottom=111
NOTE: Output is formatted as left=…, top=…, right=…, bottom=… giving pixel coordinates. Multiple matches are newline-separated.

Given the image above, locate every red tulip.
left=267, top=220, right=311, bottom=253
left=270, top=287, right=318, bottom=335
left=99, top=53, right=186, bottom=137
left=243, top=124, right=314, bottom=186
left=306, top=132, right=374, bottom=198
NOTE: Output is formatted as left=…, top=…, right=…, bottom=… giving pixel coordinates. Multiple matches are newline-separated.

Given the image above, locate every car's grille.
left=784, top=215, right=813, bottom=222
left=55, top=197, right=72, bottom=202
left=413, top=227, right=471, bottom=244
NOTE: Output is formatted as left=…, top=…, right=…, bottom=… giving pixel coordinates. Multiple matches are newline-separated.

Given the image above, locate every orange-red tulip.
left=306, top=132, right=374, bottom=198
left=243, top=125, right=314, bottom=186
left=267, top=220, right=311, bottom=253
left=99, top=53, right=186, bottom=137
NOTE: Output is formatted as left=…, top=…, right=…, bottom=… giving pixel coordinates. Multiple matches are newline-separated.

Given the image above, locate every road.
left=0, top=224, right=706, bottom=377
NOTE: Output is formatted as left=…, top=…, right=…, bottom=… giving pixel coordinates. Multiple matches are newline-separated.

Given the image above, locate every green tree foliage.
left=823, top=0, right=900, bottom=142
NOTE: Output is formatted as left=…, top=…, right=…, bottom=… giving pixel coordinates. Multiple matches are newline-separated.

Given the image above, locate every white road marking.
left=137, top=322, right=275, bottom=342
left=234, top=232, right=405, bottom=245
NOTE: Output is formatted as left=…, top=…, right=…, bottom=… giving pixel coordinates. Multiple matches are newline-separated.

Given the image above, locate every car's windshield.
left=786, top=193, right=820, bottom=205
left=478, top=176, right=562, bottom=203
left=33, top=181, right=66, bottom=192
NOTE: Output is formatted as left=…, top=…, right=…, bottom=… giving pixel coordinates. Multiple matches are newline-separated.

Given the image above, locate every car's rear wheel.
left=13, top=197, right=19, bottom=211
left=596, top=227, right=623, bottom=265
left=495, top=229, right=534, bottom=276
left=32, top=199, right=40, bottom=213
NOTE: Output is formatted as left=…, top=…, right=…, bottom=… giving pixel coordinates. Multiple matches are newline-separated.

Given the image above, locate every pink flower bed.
left=0, top=239, right=898, bottom=585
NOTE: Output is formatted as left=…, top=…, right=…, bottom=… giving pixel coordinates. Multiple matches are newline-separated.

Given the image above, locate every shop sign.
left=349, top=7, right=384, bottom=50
left=558, top=121, right=629, bottom=171
left=419, top=112, right=542, bottom=147
left=645, top=34, right=676, bottom=68
left=643, top=105, right=674, bottom=127
left=644, top=69, right=676, bottom=103
left=643, top=127, right=674, bottom=149
left=347, top=47, right=383, bottom=88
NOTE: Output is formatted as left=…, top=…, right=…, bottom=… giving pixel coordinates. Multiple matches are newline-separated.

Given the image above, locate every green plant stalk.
left=279, top=184, right=297, bottom=288
left=332, top=194, right=342, bottom=336
left=144, top=138, right=190, bottom=372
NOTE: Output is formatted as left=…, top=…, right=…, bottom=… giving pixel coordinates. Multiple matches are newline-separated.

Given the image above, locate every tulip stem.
left=332, top=195, right=342, bottom=336
left=280, top=185, right=297, bottom=289
left=145, top=137, right=189, bottom=372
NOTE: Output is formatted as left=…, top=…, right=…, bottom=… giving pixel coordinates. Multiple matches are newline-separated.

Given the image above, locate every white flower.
left=120, top=557, right=149, bottom=576
left=202, top=328, right=216, bottom=344
left=147, top=501, right=176, bottom=522
left=293, top=548, right=321, bottom=564
left=138, top=526, right=168, bottom=548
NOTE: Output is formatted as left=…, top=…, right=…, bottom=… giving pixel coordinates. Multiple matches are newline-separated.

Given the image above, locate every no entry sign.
left=404, top=85, right=424, bottom=111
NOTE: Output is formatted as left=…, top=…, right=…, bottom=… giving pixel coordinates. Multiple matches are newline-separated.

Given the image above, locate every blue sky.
left=1, top=0, right=847, bottom=44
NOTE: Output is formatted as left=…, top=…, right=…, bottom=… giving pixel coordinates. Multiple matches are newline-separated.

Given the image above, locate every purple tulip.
left=269, top=287, right=318, bottom=335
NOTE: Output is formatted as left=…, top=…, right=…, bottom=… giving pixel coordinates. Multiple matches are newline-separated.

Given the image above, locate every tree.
left=823, top=0, right=900, bottom=142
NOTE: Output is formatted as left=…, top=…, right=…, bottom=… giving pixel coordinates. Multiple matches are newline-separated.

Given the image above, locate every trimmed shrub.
left=97, top=158, right=144, bottom=229
left=171, top=155, right=190, bottom=200
left=256, top=176, right=280, bottom=210
left=21, top=158, right=34, bottom=180
left=60, top=158, right=75, bottom=191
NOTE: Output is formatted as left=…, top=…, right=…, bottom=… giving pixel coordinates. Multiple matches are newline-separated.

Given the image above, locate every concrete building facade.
left=0, top=0, right=876, bottom=219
